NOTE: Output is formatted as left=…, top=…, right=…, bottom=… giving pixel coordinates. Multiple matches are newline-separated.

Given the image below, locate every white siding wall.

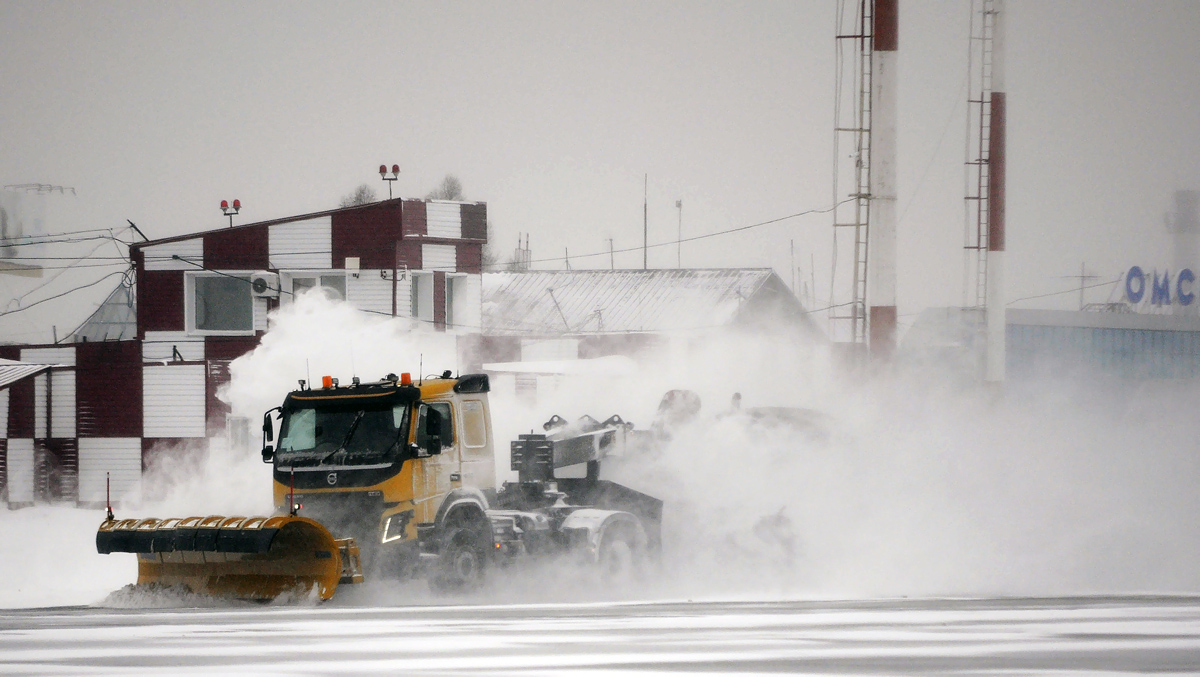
left=347, top=270, right=394, bottom=316
left=143, top=365, right=207, bottom=438
left=51, top=370, right=75, bottom=438
left=78, top=438, right=142, bottom=504
left=21, top=346, right=76, bottom=367
left=6, top=439, right=34, bottom=504
left=422, top=244, right=456, bottom=272
left=143, top=238, right=204, bottom=271
left=143, top=331, right=205, bottom=362
left=270, top=216, right=331, bottom=269
left=395, top=275, right=412, bottom=318
left=425, top=202, right=462, bottom=239
left=0, top=389, right=9, bottom=439
left=254, top=296, right=269, bottom=331
left=33, top=374, right=45, bottom=439
left=449, top=275, right=482, bottom=331
left=22, top=348, right=77, bottom=439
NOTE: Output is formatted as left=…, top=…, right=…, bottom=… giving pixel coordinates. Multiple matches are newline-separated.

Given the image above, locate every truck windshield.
left=276, top=404, right=409, bottom=467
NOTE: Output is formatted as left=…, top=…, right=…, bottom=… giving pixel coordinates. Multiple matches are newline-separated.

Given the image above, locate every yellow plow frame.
left=97, top=515, right=363, bottom=601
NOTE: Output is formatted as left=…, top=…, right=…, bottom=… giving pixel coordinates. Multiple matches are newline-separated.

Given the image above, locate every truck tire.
left=597, top=526, right=640, bottom=582
left=434, top=526, right=488, bottom=590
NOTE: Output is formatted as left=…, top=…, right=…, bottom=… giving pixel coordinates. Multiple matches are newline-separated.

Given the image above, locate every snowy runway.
left=3, top=597, right=1200, bottom=675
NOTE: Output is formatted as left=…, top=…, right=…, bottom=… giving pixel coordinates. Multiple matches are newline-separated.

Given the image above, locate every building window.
left=188, top=273, right=253, bottom=334
left=287, top=273, right=346, bottom=301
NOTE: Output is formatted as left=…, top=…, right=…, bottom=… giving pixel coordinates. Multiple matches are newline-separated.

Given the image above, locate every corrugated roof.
left=70, top=282, right=136, bottom=342
left=0, top=357, right=56, bottom=389
left=482, top=269, right=782, bottom=335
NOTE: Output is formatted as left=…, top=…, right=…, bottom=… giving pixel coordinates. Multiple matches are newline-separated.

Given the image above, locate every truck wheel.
left=597, top=529, right=639, bottom=582
left=434, top=527, right=488, bottom=590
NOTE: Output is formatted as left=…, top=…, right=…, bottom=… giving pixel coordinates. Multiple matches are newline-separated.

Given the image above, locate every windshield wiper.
left=321, top=411, right=365, bottom=464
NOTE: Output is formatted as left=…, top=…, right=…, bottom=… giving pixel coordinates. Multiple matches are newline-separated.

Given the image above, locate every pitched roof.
left=69, top=282, right=136, bottom=342
left=482, top=269, right=801, bottom=335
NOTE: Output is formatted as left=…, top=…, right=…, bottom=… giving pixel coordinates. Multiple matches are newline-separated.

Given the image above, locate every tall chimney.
left=868, top=0, right=899, bottom=357
left=985, top=0, right=1007, bottom=384
left=1169, top=190, right=1199, bottom=315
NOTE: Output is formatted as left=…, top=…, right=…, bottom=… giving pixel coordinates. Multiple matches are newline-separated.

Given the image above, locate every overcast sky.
left=2, top=0, right=1200, bottom=342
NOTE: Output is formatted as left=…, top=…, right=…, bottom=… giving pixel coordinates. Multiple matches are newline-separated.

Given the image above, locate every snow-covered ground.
left=3, top=597, right=1199, bottom=675
left=0, top=507, right=129, bottom=609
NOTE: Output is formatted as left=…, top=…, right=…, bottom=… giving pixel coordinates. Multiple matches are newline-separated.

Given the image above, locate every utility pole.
left=607, top=238, right=615, bottom=270
left=1066, top=263, right=1099, bottom=310
left=676, top=200, right=683, bottom=268
left=643, top=174, right=648, bottom=270
left=790, top=240, right=796, bottom=294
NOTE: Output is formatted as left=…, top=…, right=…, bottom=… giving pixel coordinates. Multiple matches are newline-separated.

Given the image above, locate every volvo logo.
left=326, top=472, right=337, bottom=486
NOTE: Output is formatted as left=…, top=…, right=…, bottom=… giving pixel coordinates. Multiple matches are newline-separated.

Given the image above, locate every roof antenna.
left=418, top=354, right=423, bottom=385
left=105, top=472, right=114, bottom=521
left=306, top=359, right=312, bottom=391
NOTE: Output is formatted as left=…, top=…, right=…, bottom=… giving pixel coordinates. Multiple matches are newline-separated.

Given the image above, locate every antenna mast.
left=830, top=0, right=875, bottom=346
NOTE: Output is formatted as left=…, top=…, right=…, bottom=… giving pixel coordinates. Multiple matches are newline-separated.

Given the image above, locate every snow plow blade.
left=96, top=515, right=363, bottom=601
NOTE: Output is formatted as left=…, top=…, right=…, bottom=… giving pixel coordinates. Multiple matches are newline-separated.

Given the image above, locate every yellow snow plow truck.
left=96, top=372, right=662, bottom=600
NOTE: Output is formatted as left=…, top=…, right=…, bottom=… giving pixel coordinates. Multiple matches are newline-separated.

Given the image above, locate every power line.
left=0, top=269, right=132, bottom=318
left=484, top=199, right=851, bottom=270
left=0, top=233, right=131, bottom=248
left=0, top=226, right=117, bottom=242
left=1006, top=276, right=1123, bottom=306
left=10, top=227, right=134, bottom=305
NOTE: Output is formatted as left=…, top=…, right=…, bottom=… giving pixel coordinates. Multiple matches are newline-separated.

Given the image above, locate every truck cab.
left=264, top=372, right=495, bottom=577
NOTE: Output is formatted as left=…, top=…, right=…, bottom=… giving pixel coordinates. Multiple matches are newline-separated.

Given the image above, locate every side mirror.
left=422, top=406, right=444, bottom=455
left=261, top=407, right=280, bottom=464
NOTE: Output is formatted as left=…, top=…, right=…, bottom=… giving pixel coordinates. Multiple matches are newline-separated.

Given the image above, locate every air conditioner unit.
left=250, top=271, right=280, bottom=298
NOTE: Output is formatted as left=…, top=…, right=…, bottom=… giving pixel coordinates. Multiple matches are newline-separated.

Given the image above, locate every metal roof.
left=482, top=269, right=796, bottom=335
left=70, top=282, right=136, bottom=342
left=0, top=358, right=57, bottom=390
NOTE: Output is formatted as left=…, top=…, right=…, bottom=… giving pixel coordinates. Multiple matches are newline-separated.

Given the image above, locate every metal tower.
left=963, top=0, right=996, bottom=309
left=830, top=0, right=875, bottom=345
left=831, top=0, right=898, bottom=356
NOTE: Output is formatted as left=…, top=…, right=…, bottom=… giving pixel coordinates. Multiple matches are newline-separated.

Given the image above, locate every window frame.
left=281, top=270, right=348, bottom=303
left=184, top=271, right=256, bottom=337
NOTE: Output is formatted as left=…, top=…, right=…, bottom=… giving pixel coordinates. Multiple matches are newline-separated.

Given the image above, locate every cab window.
left=462, top=400, right=487, bottom=448
left=416, top=402, right=454, bottom=449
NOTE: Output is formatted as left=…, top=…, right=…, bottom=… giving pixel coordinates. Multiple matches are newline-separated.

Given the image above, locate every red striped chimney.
left=868, top=0, right=899, bottom=357
left=985, top=0, right=1007, bottom=383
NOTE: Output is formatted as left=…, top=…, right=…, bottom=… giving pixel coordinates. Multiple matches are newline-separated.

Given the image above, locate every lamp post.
left=380, top=164, right=399, bottom=199
left=220, top=199, right=241, bottom=227
left=675, top=199, right=682, bottom=268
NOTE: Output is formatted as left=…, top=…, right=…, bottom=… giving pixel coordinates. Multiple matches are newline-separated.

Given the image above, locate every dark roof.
left=129, top=197, right=486, bottom=250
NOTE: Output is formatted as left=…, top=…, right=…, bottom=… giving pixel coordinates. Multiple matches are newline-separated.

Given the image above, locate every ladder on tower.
left=964, top=0, right=995, bottom=309
left=832, top=0, right=874, bottom=345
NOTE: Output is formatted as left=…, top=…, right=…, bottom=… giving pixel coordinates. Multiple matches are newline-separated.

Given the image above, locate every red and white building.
left=1, top=197, right=487, bottom=508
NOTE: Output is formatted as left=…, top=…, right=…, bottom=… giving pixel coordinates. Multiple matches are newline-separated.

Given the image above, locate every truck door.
left=458, top=398, right=495, bottom=490
left=413, top=401, right=459, bottom=524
